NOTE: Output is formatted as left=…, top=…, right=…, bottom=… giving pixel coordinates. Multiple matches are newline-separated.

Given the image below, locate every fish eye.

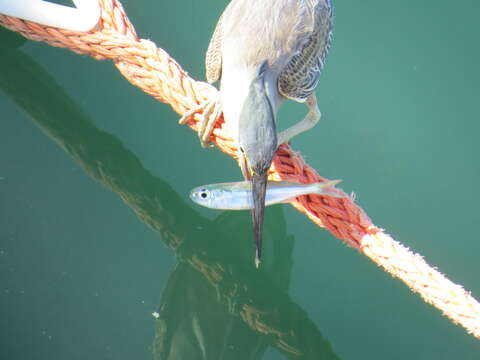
left=200, top=190, right=208, bottom=199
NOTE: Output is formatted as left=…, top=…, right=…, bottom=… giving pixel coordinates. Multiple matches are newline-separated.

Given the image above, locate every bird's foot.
left=179, top=96, right=222, bottom=148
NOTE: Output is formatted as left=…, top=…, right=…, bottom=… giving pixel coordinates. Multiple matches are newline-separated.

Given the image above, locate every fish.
left=190, top=180, right=343, bottom=210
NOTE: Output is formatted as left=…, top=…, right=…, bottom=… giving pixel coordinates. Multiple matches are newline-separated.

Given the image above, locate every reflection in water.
left=0, top=31, right=340, bottom=360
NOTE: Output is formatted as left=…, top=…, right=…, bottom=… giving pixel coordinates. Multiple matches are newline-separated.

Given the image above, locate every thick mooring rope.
left=1, top=0, right=478, bottom=338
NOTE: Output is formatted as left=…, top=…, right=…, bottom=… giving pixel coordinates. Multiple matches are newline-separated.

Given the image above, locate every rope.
left=1, top=0, right=479, bottom=338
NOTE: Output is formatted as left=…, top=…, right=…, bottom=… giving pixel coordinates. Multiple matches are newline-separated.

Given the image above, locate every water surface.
left=1, top=1, right=479, bottom=359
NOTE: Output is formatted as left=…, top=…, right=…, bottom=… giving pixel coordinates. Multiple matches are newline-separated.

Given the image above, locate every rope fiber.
left=1, top=0, right=479, bottom=338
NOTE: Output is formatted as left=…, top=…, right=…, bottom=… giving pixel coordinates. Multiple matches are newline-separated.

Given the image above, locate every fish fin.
left=270, top=181, right=300, bottom=186
left=230, top=181, right=249, bottom=190
left=322, top=179, right=342, bottom=187
left=316, top=179, right=345, bottom=198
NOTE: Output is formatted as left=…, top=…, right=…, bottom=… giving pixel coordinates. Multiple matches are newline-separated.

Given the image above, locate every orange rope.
left=1, top=0, right=479, bottom=338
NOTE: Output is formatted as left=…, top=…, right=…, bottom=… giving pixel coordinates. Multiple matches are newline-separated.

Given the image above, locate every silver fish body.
left=190, top=180, right=342, bottom=210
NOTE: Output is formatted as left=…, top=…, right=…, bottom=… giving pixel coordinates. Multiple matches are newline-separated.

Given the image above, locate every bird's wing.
left=205, top=13, right=224, bottom=84
left=278, top=0, right=333, bottom=102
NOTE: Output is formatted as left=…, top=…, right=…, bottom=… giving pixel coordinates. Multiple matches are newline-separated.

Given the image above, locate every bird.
left=184, top=0, right=333, bottom=266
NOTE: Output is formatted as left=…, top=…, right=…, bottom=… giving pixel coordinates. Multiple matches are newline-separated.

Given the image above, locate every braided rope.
left=1, top=0, right=479, bottom=338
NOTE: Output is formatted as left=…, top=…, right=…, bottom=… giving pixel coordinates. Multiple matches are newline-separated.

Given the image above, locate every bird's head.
left=238, top=61, right=278, bottom=266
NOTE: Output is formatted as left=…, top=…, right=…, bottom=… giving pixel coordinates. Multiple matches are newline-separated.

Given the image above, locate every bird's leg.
left=179, top=94, right=222, bottom=148
left=277, top=93, right=321, bottom=146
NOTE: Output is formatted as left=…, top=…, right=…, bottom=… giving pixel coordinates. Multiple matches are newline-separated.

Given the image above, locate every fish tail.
left=315, top=179, right=344, bottom=198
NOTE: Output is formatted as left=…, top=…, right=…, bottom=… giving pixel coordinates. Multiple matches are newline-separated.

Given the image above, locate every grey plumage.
left=278, top=0, right=333, bottom=101
left=205, top=0, right=333, bottom=102
left=205, top=13, right=223, bottom=84
left=204, top=0, right=334, bottom=265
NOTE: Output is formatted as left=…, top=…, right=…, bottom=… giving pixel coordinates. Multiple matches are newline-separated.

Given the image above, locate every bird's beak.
left=239, top=151, right=251, bottom=181
left=251, top=170, right=268, bottom=268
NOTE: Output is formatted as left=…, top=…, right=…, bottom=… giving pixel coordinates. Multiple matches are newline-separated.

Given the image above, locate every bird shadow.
left=0, top=28, right=341, bottom=360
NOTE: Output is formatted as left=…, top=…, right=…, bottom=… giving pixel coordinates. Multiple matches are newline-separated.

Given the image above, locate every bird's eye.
left=200, top=192, right=208, bottom=199
left=239, top=147, right=245, bottom=153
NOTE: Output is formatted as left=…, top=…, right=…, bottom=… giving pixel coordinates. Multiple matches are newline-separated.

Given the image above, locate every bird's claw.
left=179, top=97, right=222, bottom=148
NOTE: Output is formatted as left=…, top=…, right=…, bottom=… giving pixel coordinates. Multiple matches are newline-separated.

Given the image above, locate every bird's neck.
left=220, top=65, right=280, bottom=142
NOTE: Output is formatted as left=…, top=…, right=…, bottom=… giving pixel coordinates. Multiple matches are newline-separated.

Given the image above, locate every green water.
left=1, top=1, right=479, bottom=359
